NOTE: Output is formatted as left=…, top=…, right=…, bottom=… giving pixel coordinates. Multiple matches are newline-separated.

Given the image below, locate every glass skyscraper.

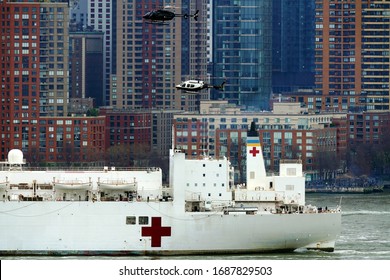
left=212, top=0, right=272, bottom=110
left=272, top=0, right=315, bottom=93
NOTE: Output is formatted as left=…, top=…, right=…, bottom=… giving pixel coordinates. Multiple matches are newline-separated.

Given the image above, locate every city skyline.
left=1, top=0, right=390, bottom=180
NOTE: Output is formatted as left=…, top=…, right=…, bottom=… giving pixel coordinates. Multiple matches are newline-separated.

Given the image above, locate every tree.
left=86, top=108, right=99, bottom=116
left=148, top=150, right=169, bottom=183
left=106, top=144, right=132, bottom=167
left=130, top=143, right=152, bottom=167
left=313, top=149, right=338, bottom=181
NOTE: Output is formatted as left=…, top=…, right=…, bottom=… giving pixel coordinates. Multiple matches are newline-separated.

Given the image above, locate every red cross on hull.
left=141, top=217, right=171, bottom=247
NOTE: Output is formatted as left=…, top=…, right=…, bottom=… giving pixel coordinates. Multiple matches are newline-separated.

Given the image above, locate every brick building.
left=315, top=0, right=390, bottom=111
left=27, top=116, right=106, bottom=166
left=173, top=101, right=343, bottom=181
left=0, top=0, right=70, bottom=161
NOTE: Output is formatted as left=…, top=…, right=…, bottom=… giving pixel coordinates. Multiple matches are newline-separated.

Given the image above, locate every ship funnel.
left=246, top=122, right=266, bottom=190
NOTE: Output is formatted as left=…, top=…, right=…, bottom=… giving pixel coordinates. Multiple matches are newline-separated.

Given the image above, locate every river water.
left=156, top=189, right=389, bottom=260
left=302, top=189, right=390, bottom=260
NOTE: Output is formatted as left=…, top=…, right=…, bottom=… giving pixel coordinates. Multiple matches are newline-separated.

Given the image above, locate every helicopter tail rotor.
left=193, top=10, right=199, bottom=21
left=183, top=10, right=198, bottom=20
left=213, top=80, right=226, bottom=91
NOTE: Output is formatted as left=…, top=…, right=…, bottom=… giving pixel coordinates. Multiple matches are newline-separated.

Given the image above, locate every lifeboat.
left=98, top=179, right=136, bottom=191
left=53, top=180, right=91, bottom=190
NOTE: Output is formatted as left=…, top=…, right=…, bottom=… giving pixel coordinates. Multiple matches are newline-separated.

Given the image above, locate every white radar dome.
left=7, top=149, right=24, bottom=164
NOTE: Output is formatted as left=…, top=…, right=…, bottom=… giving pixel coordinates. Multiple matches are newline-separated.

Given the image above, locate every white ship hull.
left=0, top=201, right=341, bottom=255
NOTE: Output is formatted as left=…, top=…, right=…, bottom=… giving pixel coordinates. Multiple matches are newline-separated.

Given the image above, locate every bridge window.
left=126, top=216, right=136, bottom=225
left=286, top=185, right=295, bottom=191
left=287, top=168, right=296, bottom=176
left=139, top=216, right=149, bottom=225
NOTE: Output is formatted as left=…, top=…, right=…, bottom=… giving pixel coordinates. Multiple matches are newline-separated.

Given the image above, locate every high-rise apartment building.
left=69, top=31, right=104, bottom=108
left=1, top=0, right=108, bottom=164
left=315, top=0, right=390, bottom=111
left=180, top=0, right=208, bottom=79
left=38, top=0, right=70, bottom=117
left=86, top=0, right=115, bottom=106
left=361, top=1, right=390, bottom=111
left=181, top=0, right=209, bottom=108
left=212, top=0, right=272, bottom=110
left=113, top=0, right=179, bottom=109
left=111, top=0, right=208, bottom=111
left=0, top=0, right=70, bottom=159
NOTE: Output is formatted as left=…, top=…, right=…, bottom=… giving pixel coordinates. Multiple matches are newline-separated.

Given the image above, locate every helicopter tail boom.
left=212, top=81, right=226, bottom=91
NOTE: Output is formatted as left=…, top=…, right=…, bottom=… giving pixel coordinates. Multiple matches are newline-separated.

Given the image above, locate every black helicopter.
left=143, top=8, right=199, bottom=24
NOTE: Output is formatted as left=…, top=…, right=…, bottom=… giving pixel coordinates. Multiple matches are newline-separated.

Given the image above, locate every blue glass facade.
left=272, top=0, right=315, bottom=93
left=212, top=0, right=272, bottom=110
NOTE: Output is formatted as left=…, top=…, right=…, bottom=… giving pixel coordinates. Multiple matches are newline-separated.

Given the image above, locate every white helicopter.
left=175, top=79, right=226, bottom=92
